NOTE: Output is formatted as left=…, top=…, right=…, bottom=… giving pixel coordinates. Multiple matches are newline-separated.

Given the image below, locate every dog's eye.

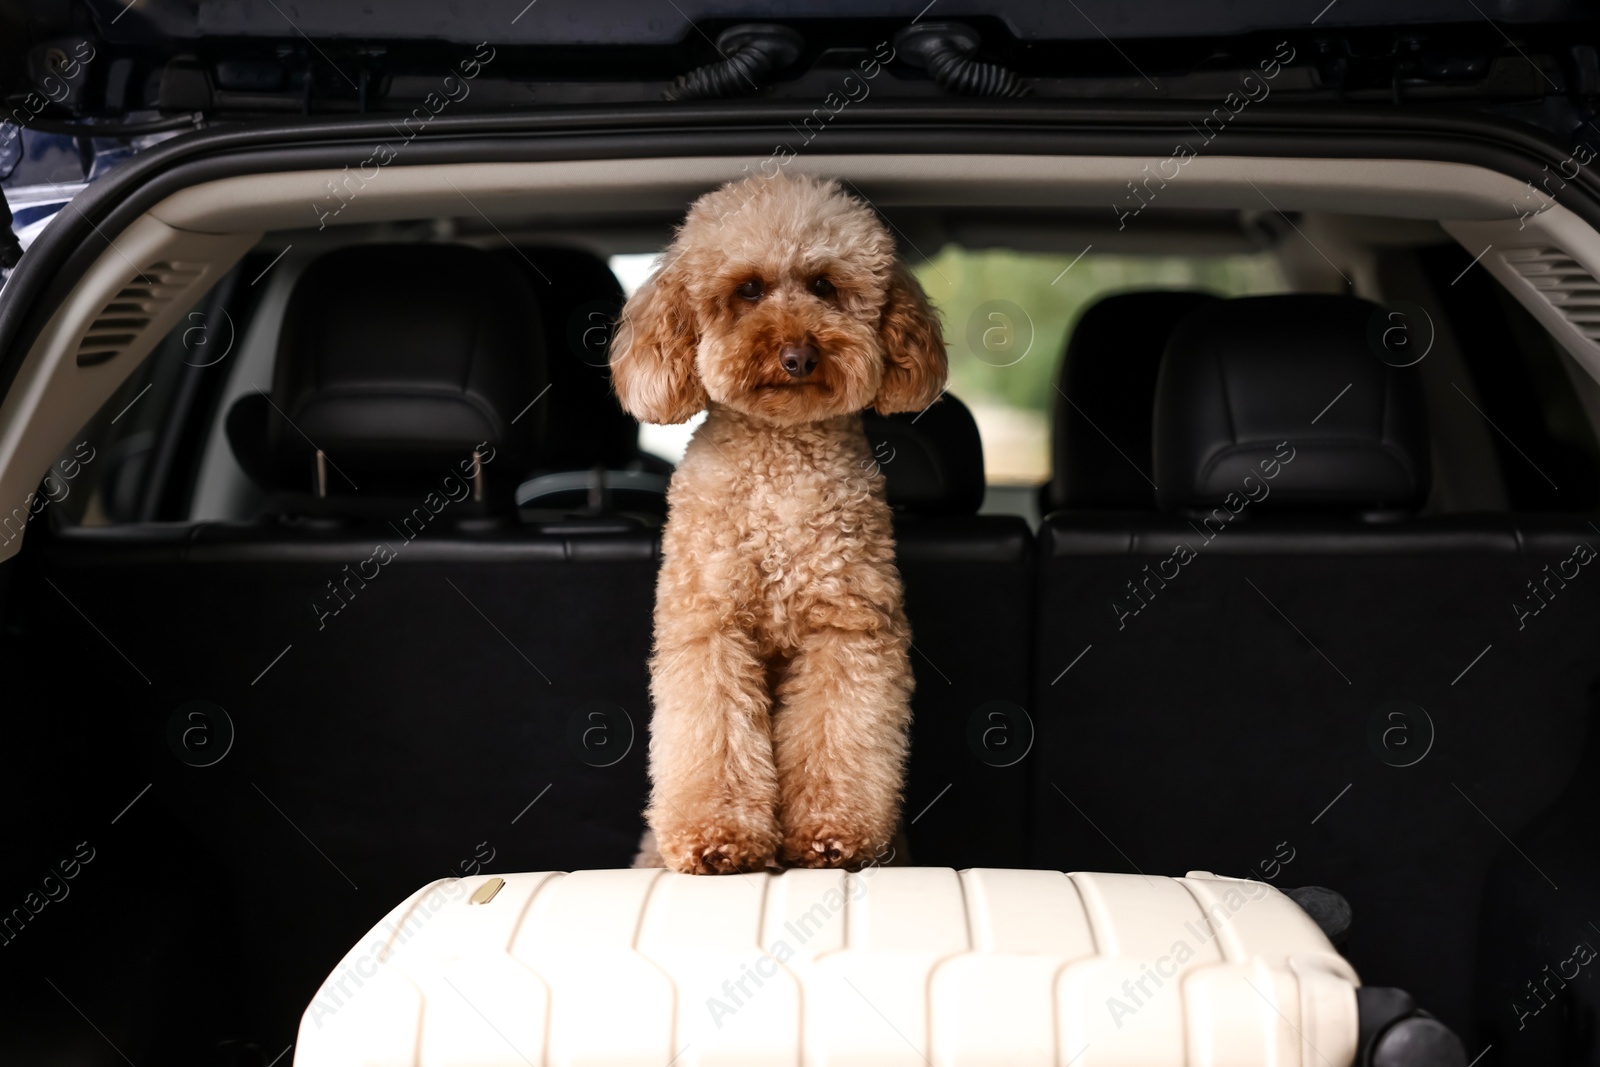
left=810, top=276, right=836, bottom=298
left=736, top=279, right=765, bottom=301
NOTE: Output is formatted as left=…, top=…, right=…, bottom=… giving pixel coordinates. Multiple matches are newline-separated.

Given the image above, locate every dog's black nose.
left=780, top=343, right=818, bottom=378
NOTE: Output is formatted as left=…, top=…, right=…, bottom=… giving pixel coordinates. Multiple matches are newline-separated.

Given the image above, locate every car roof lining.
left=2, top=151, right=1597, bottom=565
left=148, top=153, right=1532, bottom=234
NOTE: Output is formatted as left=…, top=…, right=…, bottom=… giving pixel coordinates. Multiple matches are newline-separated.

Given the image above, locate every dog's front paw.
left=780, top=825, right=888, bottom=870
left=655, top=823, right=778, bottom=875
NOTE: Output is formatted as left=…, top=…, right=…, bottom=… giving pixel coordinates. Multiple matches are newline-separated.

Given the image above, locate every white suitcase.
left=293, top=867, right=1361, bottom=1067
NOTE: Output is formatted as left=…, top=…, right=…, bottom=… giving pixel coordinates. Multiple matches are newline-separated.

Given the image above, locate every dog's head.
left=609, top=173, right=947, bottom=427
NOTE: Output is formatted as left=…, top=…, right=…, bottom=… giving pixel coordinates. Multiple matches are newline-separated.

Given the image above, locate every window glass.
left=911, top=248, right=1290, bottom=484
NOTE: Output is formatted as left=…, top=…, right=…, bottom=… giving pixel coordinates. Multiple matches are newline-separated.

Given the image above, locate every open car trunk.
left=4, top=3, right=1600, bottom=1066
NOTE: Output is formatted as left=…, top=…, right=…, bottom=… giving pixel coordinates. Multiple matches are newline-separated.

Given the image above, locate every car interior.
left=4, top=149, right=1600, bottom=1065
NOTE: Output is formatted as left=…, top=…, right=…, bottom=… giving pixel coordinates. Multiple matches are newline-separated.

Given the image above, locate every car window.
left=911, top=247, right=1289, bottom=485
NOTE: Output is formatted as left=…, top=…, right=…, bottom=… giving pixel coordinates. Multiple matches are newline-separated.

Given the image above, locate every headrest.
left=1050, top=290, right=1220, bottom=510
left=229, top=244, right=545, bottom=505
left=863, top=393, right=985, bottom=516
left=496, top=246, right=641, bottom=471
left=1153, top=294, right=1431, bottom=513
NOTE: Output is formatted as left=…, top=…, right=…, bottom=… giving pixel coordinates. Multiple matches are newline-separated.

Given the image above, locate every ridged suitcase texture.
left=294, top=867, right=1359, bottom=1067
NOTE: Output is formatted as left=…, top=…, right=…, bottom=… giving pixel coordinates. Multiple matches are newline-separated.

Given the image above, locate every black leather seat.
left=1046, top=289, right=1219, bottom=511
left=1153, top=294, right=1430, bottom=512
left=497, top=246, right=646, bottom=472
left=227, top=243, right=546, bottom=515
left=866, top=395, right=1033, bottom=867
left=33, top=519, right=659, bottom=1048
left=1032, top=294, right=1598, bottom=1042
left=32, top=243, right=658, bottom=1049
left=498, top=246, right=673, bottom=517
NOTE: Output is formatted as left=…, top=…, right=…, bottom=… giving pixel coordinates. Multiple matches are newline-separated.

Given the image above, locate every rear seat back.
left=495, top=245, right=653, bottom=474
left=30, top=242, right=659, bottom=1041
left=1047, top=289, right=1218, bottom=512
left=866, top=397, right=1033, bottom=867
left=1032, top=293, right=1597, bottom=1038
left=33, top=521, right=657, bottom=1045
left=499, top=246, right=674, bottom=517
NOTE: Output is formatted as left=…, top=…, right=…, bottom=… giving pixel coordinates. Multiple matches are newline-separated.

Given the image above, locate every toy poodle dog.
left=609, top=171, right=947, bottom=874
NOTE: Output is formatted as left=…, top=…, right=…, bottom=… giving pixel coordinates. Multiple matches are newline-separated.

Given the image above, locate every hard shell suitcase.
left=294, top=866, right=1364, bottom=1067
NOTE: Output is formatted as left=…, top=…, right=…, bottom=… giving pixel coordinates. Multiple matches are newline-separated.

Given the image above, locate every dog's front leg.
left=773, top=619, right=913, bottom=869
left=645, top=620, right=782, bottom=874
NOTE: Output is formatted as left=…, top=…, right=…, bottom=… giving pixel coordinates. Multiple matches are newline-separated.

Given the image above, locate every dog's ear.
left=872, top=262, right=948, bottom=415
left=609, top=259, right=708, bottom=425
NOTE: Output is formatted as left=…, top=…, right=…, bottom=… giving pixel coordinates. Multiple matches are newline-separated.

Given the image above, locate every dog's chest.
left=733, top=462, right=891, bottom=640
left=731, top=455, right=878, bottom=570
left=668, top=415, right=896, bottom=623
